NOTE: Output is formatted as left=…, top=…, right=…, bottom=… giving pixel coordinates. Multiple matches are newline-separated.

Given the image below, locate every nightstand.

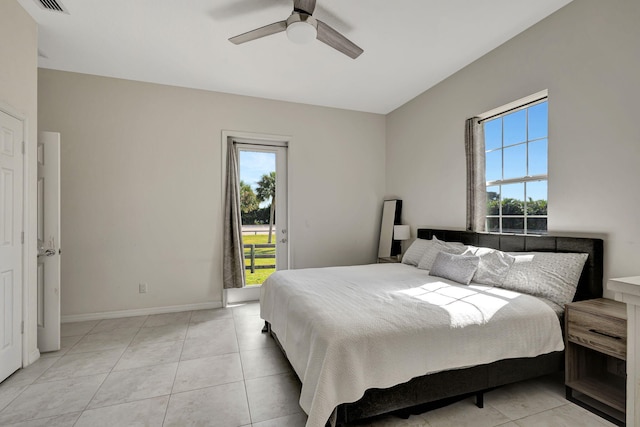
left=378, top=257, right=400, bottom=263
left=565, top=298, right=627, bottom=426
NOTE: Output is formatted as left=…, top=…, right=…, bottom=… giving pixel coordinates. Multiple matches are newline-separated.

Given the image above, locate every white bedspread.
left=260, top=263, right=564, bottom=427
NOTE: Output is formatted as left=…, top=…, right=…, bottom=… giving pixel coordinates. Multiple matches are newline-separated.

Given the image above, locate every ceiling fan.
left=228, top=0, right=363, bottom=59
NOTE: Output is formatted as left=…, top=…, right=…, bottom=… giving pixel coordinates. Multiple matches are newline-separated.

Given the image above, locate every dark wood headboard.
left=416, top=228, right=604, bottom=302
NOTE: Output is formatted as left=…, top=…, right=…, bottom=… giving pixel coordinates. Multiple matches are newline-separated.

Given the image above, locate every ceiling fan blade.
left=294, top=0, right=316, bottom=15
left=229, top=20, right=287, bottom=45
left=316, top=20, right=363, bottom=59
left=313, top=3, right=353, bottom=33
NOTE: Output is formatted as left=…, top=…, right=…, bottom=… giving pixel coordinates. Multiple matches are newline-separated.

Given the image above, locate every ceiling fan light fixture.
left=286, top=20, right=317, bottom=44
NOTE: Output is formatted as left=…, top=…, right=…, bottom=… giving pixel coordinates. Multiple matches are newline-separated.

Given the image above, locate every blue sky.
left=239, top=150, right=276, bottom=189
left=239, top=150, right=276, bottom=207
left=484, top=101, right=548, bottom=201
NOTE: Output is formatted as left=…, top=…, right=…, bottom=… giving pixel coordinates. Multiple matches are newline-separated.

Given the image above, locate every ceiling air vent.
left=34, top=0, right=69, bottom=14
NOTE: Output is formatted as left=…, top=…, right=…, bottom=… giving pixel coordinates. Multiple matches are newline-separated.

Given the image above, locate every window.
left=483, top=98, right=548, bottom=234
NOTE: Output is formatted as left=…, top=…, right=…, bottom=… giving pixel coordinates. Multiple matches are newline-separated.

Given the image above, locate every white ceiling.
left=18, top=0, right=572, bottom=114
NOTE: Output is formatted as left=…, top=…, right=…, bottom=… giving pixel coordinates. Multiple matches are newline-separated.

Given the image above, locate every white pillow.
left=429, top=252, right=480, bottom=285
left=401, top=238, right=433, bottom=266
left=499, top=252, right=588, bottom=306
left=417, top=239, right=467, bottom=270
left=465, top=246, right=516, bottom=286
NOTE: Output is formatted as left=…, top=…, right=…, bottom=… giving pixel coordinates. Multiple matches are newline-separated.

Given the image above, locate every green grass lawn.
left=243, top=233, right=276, bottom=286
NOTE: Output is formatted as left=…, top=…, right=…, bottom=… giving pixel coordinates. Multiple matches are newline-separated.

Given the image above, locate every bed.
left=260, top=228, right=604, bottom=427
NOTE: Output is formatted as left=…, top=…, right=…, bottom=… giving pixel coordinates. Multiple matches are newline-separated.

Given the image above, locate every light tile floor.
left=0, top=302, right=616, bottom=426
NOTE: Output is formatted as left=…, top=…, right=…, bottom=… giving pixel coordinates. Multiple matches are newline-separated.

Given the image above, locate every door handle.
left=38, top=249, right=56, bottom=258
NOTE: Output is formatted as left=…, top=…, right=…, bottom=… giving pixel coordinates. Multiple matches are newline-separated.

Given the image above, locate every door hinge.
left=21, top=231, right=24, bottom=244
left=21, top=321, right=24, bottom=334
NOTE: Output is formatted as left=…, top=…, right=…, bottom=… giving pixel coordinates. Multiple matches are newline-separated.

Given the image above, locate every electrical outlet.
left=139, top=282, right=148, bottom=293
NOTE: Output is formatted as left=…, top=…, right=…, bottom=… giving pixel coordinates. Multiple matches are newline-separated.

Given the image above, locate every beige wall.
left=38, top=70, right=386, bottom=316
left=386, top=0, right=640, bottom=296
left=0, top=0, right=39, bottom=363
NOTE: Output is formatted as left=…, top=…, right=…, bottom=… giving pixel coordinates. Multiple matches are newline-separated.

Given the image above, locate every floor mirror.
left=378, top=199, right=402, bottom=258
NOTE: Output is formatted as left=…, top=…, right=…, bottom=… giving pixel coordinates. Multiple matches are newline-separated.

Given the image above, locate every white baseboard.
left=27, top=348, right=41, bottom=366
left=225, top=287, right=260, bottom=305
left=61, top=301, right=223, bottom=323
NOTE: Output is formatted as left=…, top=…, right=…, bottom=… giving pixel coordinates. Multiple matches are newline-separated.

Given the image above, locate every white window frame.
left=478, top=90, right=548, bottom=235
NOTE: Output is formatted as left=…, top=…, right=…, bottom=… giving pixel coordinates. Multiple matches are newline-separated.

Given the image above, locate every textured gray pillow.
left=429, top=252, right=480, bottom=285
left=417, top=239, right=467, bottom=270
left=401, top=238, right=433, bottom=266
left=466, top=246, right=516, bottom=286
left=499, top=252, right=589, bottom=306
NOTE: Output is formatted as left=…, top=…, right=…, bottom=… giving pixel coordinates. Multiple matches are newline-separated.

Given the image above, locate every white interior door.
left=37, top=132, right=60, bottom=353
left=0, top=110, right=24, bottom=382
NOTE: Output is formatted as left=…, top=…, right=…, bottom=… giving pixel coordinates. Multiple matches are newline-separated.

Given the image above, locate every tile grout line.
left=233, top=307, right=255, bottom=426
left=70, top=395, right=173, bottom=426
left=162, top=311, right=194, bottom=426
left=2, top=327, right=84, bottom=391
left=5, top=328, right=90, bottom=425
left=73, top=313, right=191, bottom=422
left=0, top=388, right=24, bottom=416
left=168, top=379, right=247, bottom=398
left=1, top=312, right=232, bottom=425
left=0, top=357, right=63, bottom=413
left=0, top=324, right=95, bottom=424
left=0, top=327, right=98, bottom=421
left=234, top=304, right=310, bottom=426
left=75, top=313, right=191, bottom=425
left=507, top=402, right=615, bottom=427
left=74, top=324, right=142, bottom=420
left=485, top=395, right=567, bottom=423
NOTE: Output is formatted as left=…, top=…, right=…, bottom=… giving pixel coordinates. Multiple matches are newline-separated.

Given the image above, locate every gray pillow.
left=401, top=238, right=433, bottom=266
left=417, top=239, right=467, bottom=270
left=499, top=252, right=588, bottom=306
left=466, top=246, right=516, bottom=286
left=429, top=252, right=480, bottom=285
left=436, top=236, right=466, bottom=249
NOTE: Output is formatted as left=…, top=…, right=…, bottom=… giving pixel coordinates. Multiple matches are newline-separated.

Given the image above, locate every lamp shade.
left=393, top=225, right=410, bottom=241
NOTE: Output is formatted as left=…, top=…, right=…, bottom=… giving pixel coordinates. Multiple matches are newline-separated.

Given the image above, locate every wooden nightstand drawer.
left=565, top=299, right=627, bottom=425
left=567, top=309, right=626, bottom=360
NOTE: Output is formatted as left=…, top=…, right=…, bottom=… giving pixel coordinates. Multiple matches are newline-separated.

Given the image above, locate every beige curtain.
left=465, top=118, right=486, bottom=232
left=223, top=140, right=245, bottom=289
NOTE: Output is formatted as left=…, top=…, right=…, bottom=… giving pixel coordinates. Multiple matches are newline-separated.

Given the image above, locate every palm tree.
left=256, top=172, right=276, bottom=243
left=239, top=180, right=259, bottom=215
